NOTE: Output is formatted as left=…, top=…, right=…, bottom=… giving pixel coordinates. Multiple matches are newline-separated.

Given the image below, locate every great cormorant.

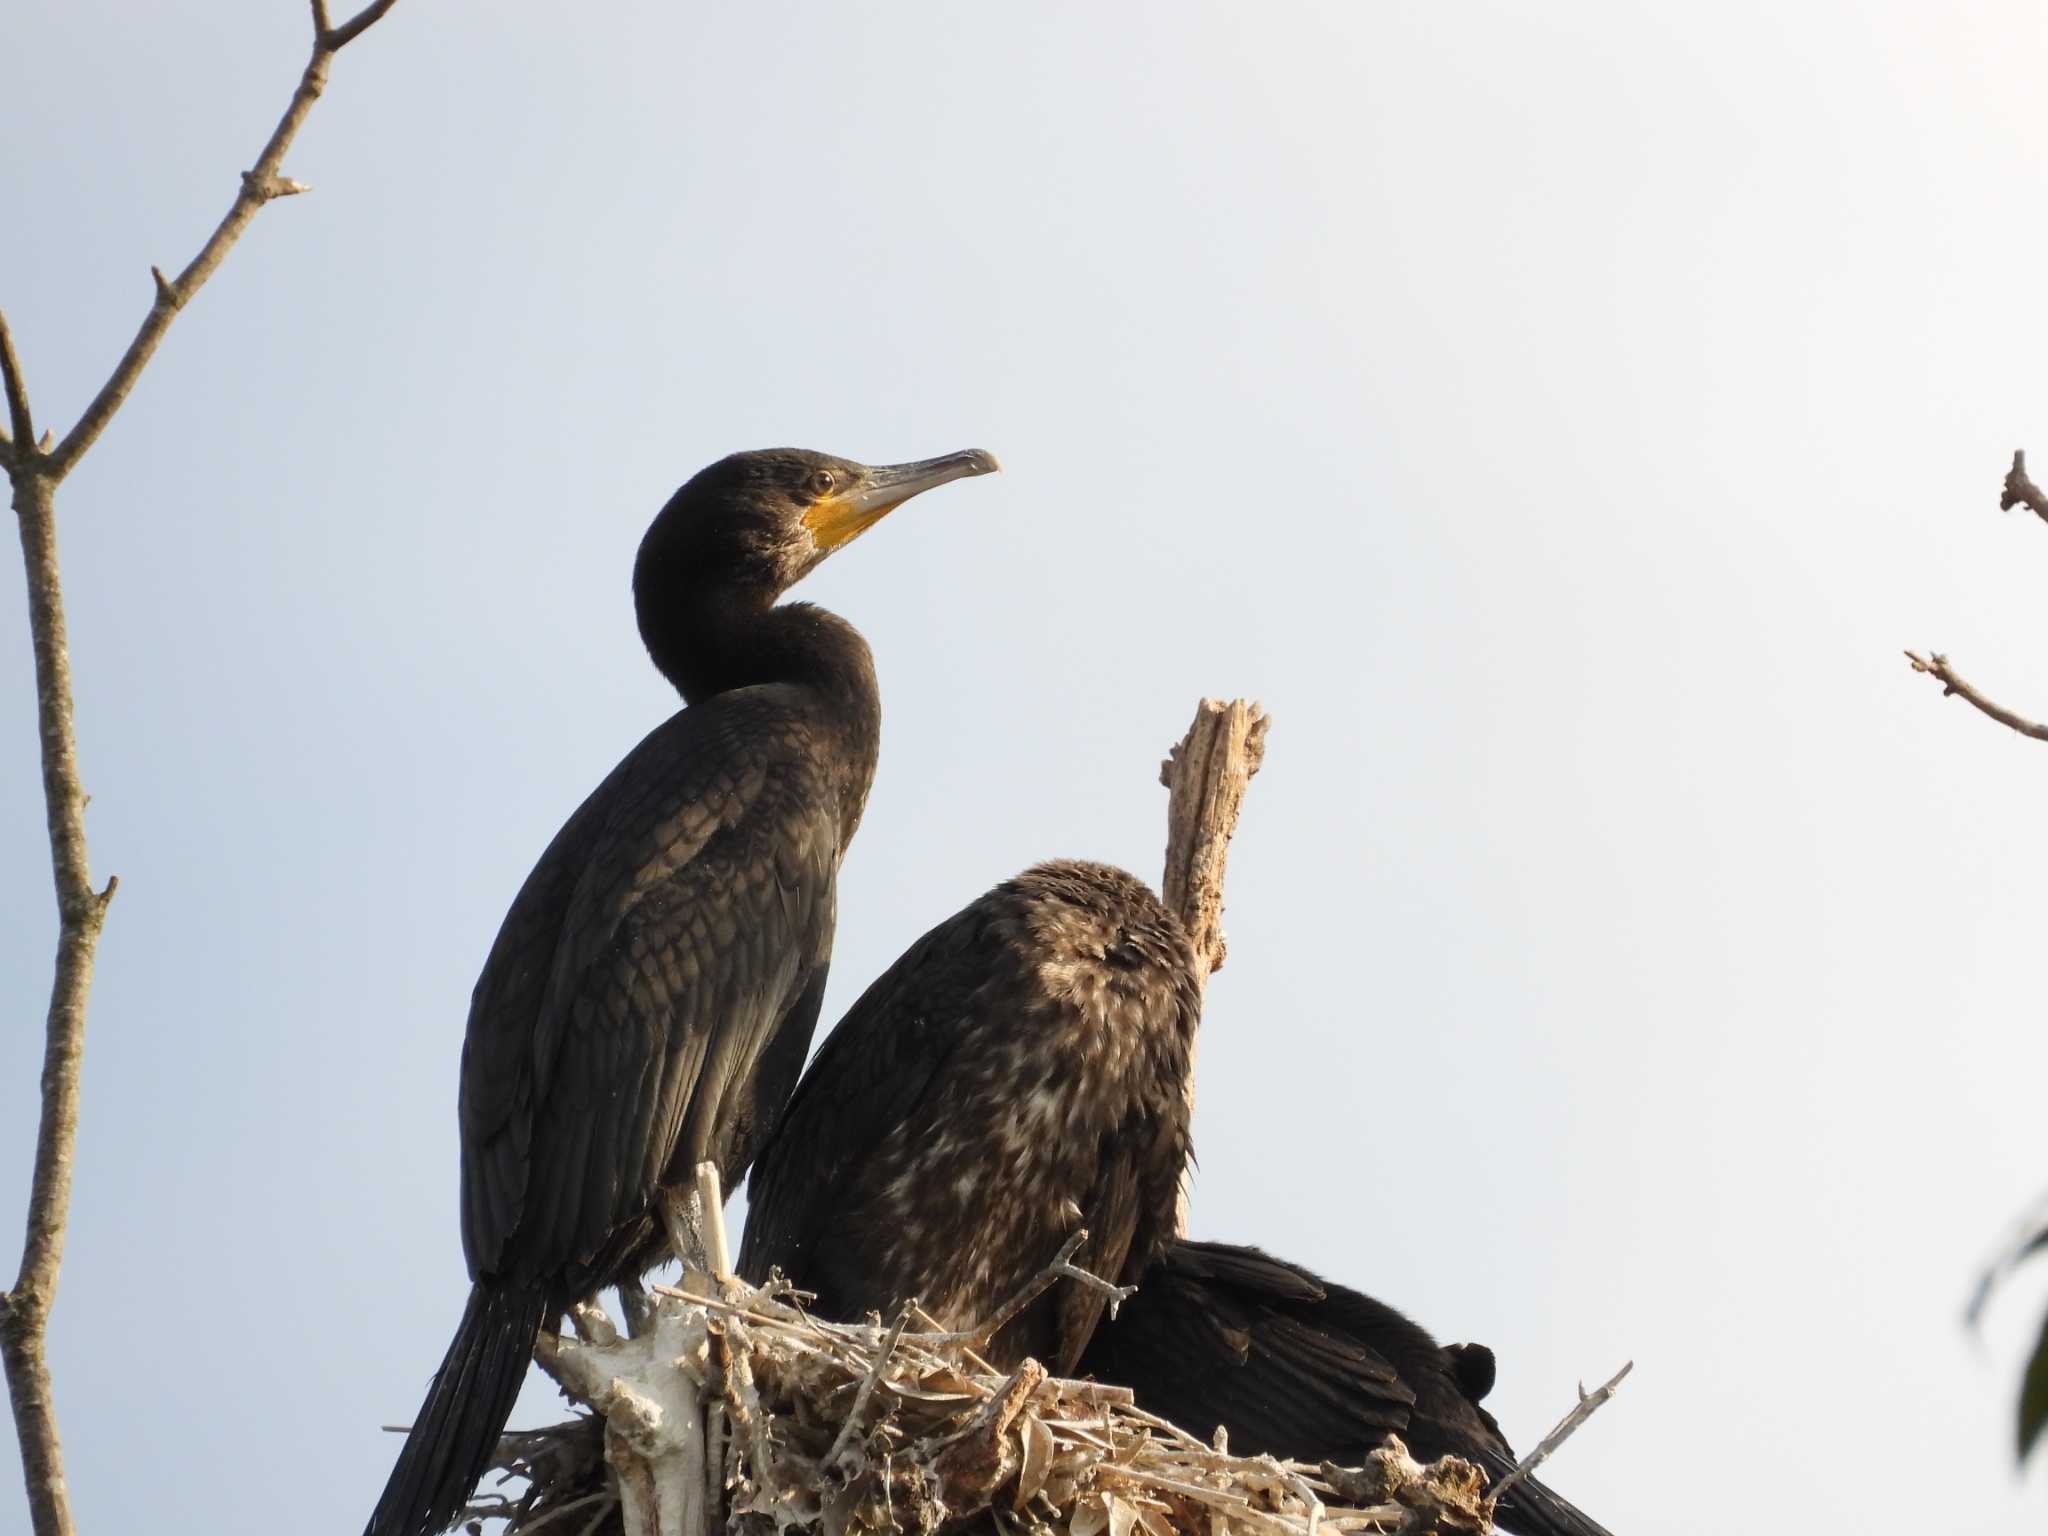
left=364, top=447, right=999, bottom=1536
left=1077, top=1240, right=1615, bottom=1536
left=739, top=860, right=1199, bottom=1373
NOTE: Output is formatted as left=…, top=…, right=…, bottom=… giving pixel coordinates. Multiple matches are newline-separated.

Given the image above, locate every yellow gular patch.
left=801, top=495, right=899, bottom=553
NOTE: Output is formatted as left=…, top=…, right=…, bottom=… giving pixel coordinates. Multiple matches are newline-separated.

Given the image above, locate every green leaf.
left=2018, top=1310, right=2048, bottom=1461
left=1969, top=1215, right=2048, bottom=1329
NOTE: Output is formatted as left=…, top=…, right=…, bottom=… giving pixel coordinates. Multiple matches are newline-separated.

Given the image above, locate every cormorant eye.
left=806, top=469, right=837, bottom=497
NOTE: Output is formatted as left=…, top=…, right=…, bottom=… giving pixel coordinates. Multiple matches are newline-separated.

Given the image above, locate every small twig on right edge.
left=1489, top=1361, right=1632, bottom=1504
left=1904, top=651, right=2048, bottom=742
left=2001, top=449, right=2048, bottom=527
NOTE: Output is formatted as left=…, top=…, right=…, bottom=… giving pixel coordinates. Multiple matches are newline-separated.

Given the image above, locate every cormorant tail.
left=1467, top=1446, right=1616, bottom=1536
left=364, top=1281, right=549, bottom=1536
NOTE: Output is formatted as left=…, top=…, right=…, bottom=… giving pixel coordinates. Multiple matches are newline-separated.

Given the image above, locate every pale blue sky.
left=8, top=2, right=2048, bottom=1531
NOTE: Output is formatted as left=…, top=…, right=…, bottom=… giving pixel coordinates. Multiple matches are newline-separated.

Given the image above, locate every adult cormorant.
left=1077, top=1241, right=1615, bottom=1536
left=739, top=861, right=1200, bottom=1373
left=365, top=447, right=999, bottom=1536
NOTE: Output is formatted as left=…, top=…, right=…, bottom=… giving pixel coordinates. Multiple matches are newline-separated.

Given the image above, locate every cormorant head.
left=636, top=447, right=1001, bottom=609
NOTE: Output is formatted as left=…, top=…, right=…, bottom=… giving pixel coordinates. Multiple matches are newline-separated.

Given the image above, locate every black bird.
left=740, top=861, right=1200, bottom=1373
left=1077, top=1241, right=1615, bottom=1536
left=365, top=447, right=999, bottom=1536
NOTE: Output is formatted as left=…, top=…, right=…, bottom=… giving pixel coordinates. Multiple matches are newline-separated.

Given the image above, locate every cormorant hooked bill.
left=1076, top=1241, right=1616, bottom=1536
left=739, top=861, right=1200, bottom=1374
left=364, top=447, right=999, bottom=1536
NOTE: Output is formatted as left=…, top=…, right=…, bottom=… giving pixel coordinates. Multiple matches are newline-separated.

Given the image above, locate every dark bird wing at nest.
left=740, top=860, right=1202, bottom=1374
left=364, top=447, right=998, bottom=1536
left=1078, top=1241, right=1616, bottom=1536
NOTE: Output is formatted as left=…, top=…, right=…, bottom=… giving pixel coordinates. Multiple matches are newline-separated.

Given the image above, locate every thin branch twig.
left=1904, top=651, right=2048, bottom=742
left=0, top=309, right=32, bottom=454
left=2002, top=449, right=2048, bottom=526
left=42, top=0, right=403, bottom=481
left=316, top=0, right=404, bottom=51
left=1488, top=1360, right=1632, bottom=1503
left=821, top=1305, right=913, bottom=1469
left=919, top=1231, right=1135, bottom=1352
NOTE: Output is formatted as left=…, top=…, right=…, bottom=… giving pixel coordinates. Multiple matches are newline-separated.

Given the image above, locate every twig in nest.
left=719, top=1318, right=792, bottom=1502
left=1903, top=651, right=2048, bottom=742
left=921, top=1231, right=1137, bottom=1351
left=910, top=1301, right=997, bottom=1374
left=823, top=1305, right=914, bottom=1470
left=1488, top=1360, right=1632, bottom=1503
left=1264, top=1457, right=1324, bottom=1536
left=929, top=1357, right=1046, bottom=1500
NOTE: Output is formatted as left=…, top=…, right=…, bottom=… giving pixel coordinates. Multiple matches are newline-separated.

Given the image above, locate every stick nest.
left=460, top=1272, right=1495, bottom=1536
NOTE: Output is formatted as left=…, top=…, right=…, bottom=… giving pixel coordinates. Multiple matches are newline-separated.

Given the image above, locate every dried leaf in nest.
left=1015, top=1415, right=1057, bottom=1510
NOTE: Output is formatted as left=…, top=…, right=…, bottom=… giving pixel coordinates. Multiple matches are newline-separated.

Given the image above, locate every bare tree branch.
left=1904, top=651, right=2048, bottom=742
left=2, top=8, right=404, bottom=1534
left=0, top=476, right=114, bottom=1536
left=2002, top=449, right=2048, bottom=526
left=43, top=1, right=402, bottom=481
left=0, top=308, right=33, bottom=461
left=319, top=0, right=405, bottom=53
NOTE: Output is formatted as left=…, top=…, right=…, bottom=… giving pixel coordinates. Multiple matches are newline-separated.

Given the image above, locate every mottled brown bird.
left=1078, top=1241, right=1615, bottom=1536
left=365, top=447, right=998, bottom=1536
left=740, top=860, right=1200, bottom=1373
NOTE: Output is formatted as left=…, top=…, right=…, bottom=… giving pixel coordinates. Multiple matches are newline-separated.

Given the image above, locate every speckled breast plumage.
left=738, top=860, right=1203, bottom=1374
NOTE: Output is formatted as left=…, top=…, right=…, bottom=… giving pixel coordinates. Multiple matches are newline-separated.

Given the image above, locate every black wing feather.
left=459, top=688, right=837, bottom=1287
left=1080, top=1242, right=1414, bottom=1455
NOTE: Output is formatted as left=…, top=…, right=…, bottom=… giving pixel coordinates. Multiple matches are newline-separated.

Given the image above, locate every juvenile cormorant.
left=1077, top=1241, right=1615, bottom=1536
left=365, top=447, right=999, bottom=1536
left=739, top=861, right=1200, bottom=1373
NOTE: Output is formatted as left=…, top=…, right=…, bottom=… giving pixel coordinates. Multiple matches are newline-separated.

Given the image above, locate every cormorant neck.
left=639, top=590, right=883, bottom=841
left=639, top=587, right=866, bottom=705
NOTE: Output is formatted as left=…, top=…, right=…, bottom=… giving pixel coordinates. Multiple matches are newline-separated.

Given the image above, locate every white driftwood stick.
left=533, top=1301, right=713, bottom=1536
left=694, top=1161, right=733, bottom=1281
left=1158, top=698, right=1269, bottom=1234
